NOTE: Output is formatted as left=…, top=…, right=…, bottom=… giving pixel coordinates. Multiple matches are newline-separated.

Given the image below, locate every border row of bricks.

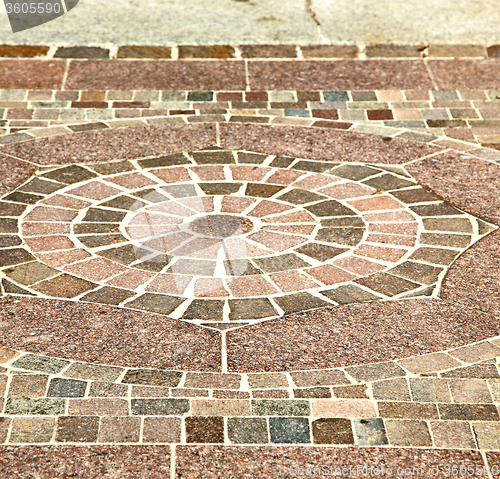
left=1, top=414, right=500, bottom=449
left=2, top=44, right=500, bottom=60
left=2, top=340, right=500, bottom=391
left=0, top=89, right=499, bottom=148
left=1, top=115, right=499, bottom=165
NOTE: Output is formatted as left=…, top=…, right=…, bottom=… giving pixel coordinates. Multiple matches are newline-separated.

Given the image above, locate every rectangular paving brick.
left=439, top=404, right=500, bottom=421
left=98, top=417, right=141, bottom=443
left=55, top=416, right=99, bottom=443
left=251, top=399, right=310, bottom=416
left=290, top=370, right=350, bottom=387
left=130, top=399, right=189, bottom=416
left=9, top=417, right=56, bottom=443
left=312, top=418, right=354, bottom=444
left=431, top=421, right=477, bottom=449
left=66, top=60, right=246, bottom=91
left=0, top=60, right=65, bottom=89
left=68, top=399, right=129, bottom=416
left=312, top=399, right=377, bottom=418
left=191, top=400, right=250, bottom=416
left=378, top=401, right=439, bottom=419
left=184, top=373, right=241, bottom=389
left=227, top=417, right=269, bottom=444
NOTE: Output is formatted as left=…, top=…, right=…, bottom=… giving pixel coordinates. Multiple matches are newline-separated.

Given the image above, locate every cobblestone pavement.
left=1, top=46, right=500, bottom=477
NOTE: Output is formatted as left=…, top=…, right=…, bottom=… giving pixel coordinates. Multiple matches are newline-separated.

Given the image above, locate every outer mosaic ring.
left=0, top=119, right=499, bottom=378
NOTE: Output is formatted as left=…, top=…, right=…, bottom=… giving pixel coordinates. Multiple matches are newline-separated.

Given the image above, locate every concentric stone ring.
left=1, top=147, right=491, bottom=329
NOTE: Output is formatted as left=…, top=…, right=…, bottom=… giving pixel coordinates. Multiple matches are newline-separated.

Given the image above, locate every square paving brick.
left=409, top=378, right=452, bottom=402
left=228, top=417, right=269, bottom=444
left=47, top=378, right=87, bottom=398
left=185, top=416, right=224, bottom=443
left=385, top=420, right=432, bottom=447
left=55, top=416, right=99, bottom=443
left=372, top=378, right=411, bottom=401
left=8, top=374, right=48, bottom=398
left=353, top=418, right=389, bottom=446
left=312, top=418, right=354, bottom=444
left=474, top=422, right=500, bottom=449
left=269, top=417, right=310, bottom=444
left=143, top=417, right=182, bottom=443
left=98, top=417, right=141, bottom=443
left=431, top=421, right=477, bottom=449
left=9, top=417, right=56, bottom=443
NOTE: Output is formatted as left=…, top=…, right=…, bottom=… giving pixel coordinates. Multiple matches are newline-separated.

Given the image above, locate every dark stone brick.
left=117, top=46, right=172, bottom=58
left=410, top=203, right=463, bottom=216
left=329, top=164, right=381, bottom=181
left=41, top=165, right=97, bottom=184
left=273, top=292, right=330, bottom=314
left=315, top=227, right=364, bottom=246
left=99, top=196, right=145, bottom=211
left=186, top=416, right=224, bottom=443
left=56, top=416, right=99, bottom=442
left=47, top=378, right=87, bottom=398
left=0, top=202, right=27, bottom=217
left=0, top=218, right=18, bottom=233
left=252, top=254, right=310, bottom=273
left=391, top=187, right=441, bottom=204
left=0, top=235, right=22, bottom=248
left=419, top=233, right=471, bottom=248
left=3, top=192, right=45, bottom=205
left=388, top=261, right=444, bottom=285
left=122, top=369, right=182, bottom=387
left=378, top=402, right=439, bottom=419
left=295, top=243, right=347, bottom=262
left=74, top=223, right=121, bottom=235
left=269, top=156, right=295, bottom=168
left=276, top=189, right=326, bottom=205
left=441, top=364, right=500, bottom=379
left=76, top=234, right=128, bottom=248
left=409, top=247, right=459, bottom=266
left=199, top=182, right=242, bottom=195
left=312, top=418, right=354, bottom=444
left=33, top=274, right=98, bottom=298
left=54, top=47, right=110, bottom=58
left=227, top=417, right=269, bottom=444
left=367, top=109, right=394, bottom=120
left=363, top=174, right=415, bottom=190
left=240, top=45, right=297, bottom=59
left=269, top=417, right=310, bottom=444
left=131, top=399, right=189, bottom=415
left=236, top=152, right=268, bottom=164
left=292, top=160, right=337, bottom=173
left=245, top=183, right=284, bottom=198
left=183, top=299, right=225, bottom=320
left=82, top=208, right=127, bottom=223
left=187, top=92, right=214, bottom=102
left=305, top=200, right=357, bottom=217
left=179, top=45, right=235, bottom=59
left=321, top=284, right=381, bottom=305
left=124, top=294, right=184, bottom=315
left=355, top=273, right=420, bottom=296
left=224, top=259, right=263, bottom=276
left=323, top=91, right=349, bottom=101
left=228, top=298, right=278, bottom=320
left=138, top=153, right=192, bottom=169
left=18, top=178, right=65, bottom=195
left=80, top=287, right=135, bottom=305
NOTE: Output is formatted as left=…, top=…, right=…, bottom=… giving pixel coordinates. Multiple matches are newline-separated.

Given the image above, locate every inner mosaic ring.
left=13, top=148, right=487, bottom=327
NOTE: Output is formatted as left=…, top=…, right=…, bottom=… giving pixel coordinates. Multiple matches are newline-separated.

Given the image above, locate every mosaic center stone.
left=188, top=215, right=254, bottom=238
left=1, top=147, right=493, bottom=329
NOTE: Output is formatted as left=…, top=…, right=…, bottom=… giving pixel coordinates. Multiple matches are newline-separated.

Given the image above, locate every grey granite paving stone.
left=372, top=378, right=411, bottom=401
left=272, top=292, right=331, bottom=314
left=122, top=369, right=183, bottom=387
left=88, top=382, right=128, bottom=397
left=328, top=164, right=381, bottom=181
left=228, top=417, right=269, bottom=444
left=320, top=216, right=365, bottom=228
left=131, top=399, right=189, bottom=415
left=63, top=363, right=124, bottom=382
left=161, top=184, right=197, bottom=198
left=269, top=417, right=310, bottom=444
left=409, top=378, right=452, bottom=402
left=251, top=399, right=310, bottom=416
left=32, top=274, right=98, bottom=298
left=143, top=417, right=181, bottom=443
left=228, top=298, right=278, bottom=320
left=138, top=154, right=192, bottom=169
left=1, top=279, right=35, bottom=295
left=353, top=418, right=389, bottom=446
left=442, top=364, right=500, bottom=379
left=98, top=417, right=141, bottom=443
left=47, top=378, right=87, bottom=398
left=99, top=196, right=146, bottom=211
left=312, top=418, right=354, bottom=444
left=12, top=354, right=69, bottom=374
left=269, top=156, right=296, bottom=168
left=55, top=416, right=99, bottom=443
left=5, top=398, right=65, bottom=415
left=320, top=284, right=381, bottom=304
left=73, top=223, right=121, bottom=234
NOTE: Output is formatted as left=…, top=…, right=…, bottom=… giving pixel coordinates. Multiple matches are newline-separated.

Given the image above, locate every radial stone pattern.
left=0, top=147, right=492, bottom=329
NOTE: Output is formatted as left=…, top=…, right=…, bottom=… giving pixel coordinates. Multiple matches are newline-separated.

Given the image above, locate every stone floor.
left=1, top=45, right=500, bottom=477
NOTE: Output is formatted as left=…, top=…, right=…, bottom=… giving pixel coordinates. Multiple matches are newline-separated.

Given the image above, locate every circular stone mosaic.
left=1, top=148, right=491, bottom=328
